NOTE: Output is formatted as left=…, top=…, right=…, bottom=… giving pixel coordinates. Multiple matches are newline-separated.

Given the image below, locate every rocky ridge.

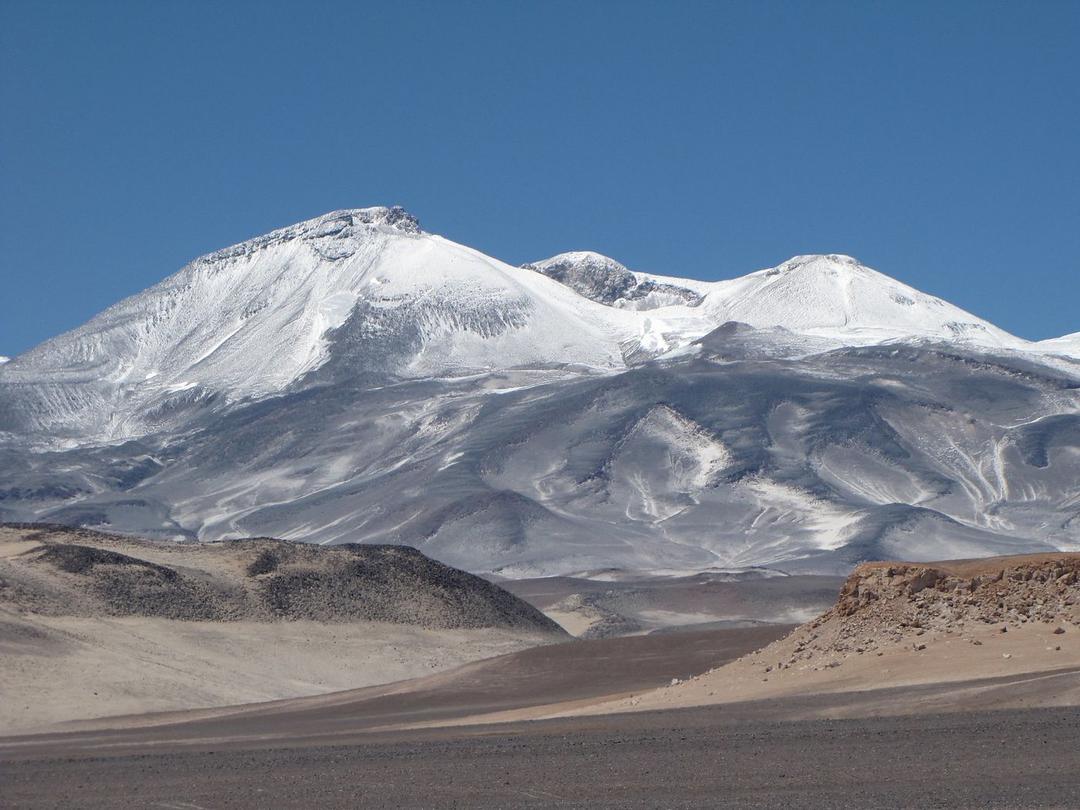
left=753, top=554, right=1080, bottom=674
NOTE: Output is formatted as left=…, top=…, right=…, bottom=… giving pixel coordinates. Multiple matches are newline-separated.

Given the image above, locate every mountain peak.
left=522, top=251, right=637, bottom=304
left=195, top=206, right=422, bottom=267
left=787, top=253, right=861, bottom=265
left=768, top=254, right=867, bottom=277
left=320, top=205, right=421, bottom=235
left=524, top=252, right=703, bottom=310
left=702, top=253, right=1026, bottom=348
left=280, top=205, right=422, bottom=245
left=529, top=250, right=629, bottom=271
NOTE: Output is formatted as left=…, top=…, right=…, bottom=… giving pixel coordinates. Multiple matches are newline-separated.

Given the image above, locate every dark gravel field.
left=3, top=704, right=1080, bottom=809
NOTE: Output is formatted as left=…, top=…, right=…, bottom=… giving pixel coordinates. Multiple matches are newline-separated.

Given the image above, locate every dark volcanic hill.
left=0, top=523, right=562, bottom=632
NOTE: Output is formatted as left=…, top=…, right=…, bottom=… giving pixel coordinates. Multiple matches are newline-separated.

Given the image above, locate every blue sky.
left=1, top=0, right=1077, bottom=355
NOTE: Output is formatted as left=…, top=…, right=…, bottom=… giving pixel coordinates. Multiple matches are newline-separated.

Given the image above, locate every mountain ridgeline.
left=0, top=207, right=1077, bottom=576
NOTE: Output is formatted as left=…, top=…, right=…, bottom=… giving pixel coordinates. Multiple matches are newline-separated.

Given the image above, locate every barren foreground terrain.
left=3, top=547, right=1080, bottom=808
left=0, top=614, right=555, bottom=734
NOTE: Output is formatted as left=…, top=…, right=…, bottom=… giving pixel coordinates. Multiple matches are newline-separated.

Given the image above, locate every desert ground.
left=3, top=695, right=1080, bottom=808
left=0, top=614, right=556, bottom=734
left=0, top=524, right=835, bottom=734
left=499, top=569, right=842, bottom=636
left=556, top=553, right=1080, bottom=722
left=2, top=529, right=1080, bottom=808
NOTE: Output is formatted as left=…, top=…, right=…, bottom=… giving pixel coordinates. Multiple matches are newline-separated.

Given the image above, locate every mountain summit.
left=697, top=253, right=1024, bottom=347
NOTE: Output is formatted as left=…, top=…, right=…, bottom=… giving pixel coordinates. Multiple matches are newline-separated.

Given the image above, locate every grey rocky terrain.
left=3, top=331, right=1075, bottom=578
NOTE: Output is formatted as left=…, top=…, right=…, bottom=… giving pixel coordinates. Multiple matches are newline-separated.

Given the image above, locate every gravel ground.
left=3, top=705, right=1080, bottom=808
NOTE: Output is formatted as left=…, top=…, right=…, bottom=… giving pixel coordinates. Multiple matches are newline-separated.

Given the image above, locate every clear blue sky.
left=2, top=0, right=1078, bottom=355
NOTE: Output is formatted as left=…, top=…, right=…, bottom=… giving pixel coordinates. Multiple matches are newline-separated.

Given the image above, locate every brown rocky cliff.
left=751, top=554, right=1080, bottom=671
left=832, top=555, right=1080, bottom=626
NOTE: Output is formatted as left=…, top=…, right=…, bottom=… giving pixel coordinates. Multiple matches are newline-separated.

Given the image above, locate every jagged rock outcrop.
left=832, top=556, right=1080, bottom=627
left=523, top=251, right=703, bottom=309
left=763, top=554, right=1080, bottom=670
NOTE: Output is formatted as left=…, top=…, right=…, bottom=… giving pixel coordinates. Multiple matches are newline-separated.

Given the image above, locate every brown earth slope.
left=557, top=553, right=1080, bottom=720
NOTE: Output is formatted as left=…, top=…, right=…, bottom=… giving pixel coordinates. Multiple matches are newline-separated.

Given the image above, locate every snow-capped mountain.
left=523, top=251, right=1029, bottom=349
left=0, top=208, right=632, bottom=440
left=1, top=207, right=1077, bottom=576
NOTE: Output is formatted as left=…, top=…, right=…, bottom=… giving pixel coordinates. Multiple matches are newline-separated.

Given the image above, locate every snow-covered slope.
left=524, top=250, right=1035, bottom=353
left=699, top=254, right=1027, bottom=348
left=3, top=214, right=1024, bottom=444
left=1036, top=331, right=1080, bottom=358
left=3, top=211, right=1062, bottom=444
left=0, top=208, right=636, bottom=440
